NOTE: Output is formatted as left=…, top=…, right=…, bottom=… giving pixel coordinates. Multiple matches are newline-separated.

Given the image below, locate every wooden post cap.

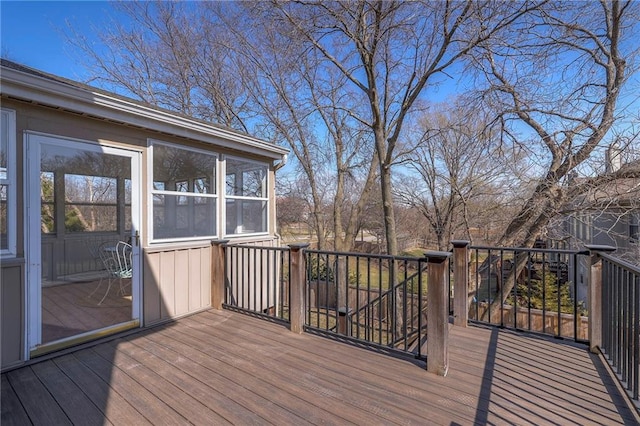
left=424, top=251, right=452, bottom=263
left=451, top=240, right=470, bottom=248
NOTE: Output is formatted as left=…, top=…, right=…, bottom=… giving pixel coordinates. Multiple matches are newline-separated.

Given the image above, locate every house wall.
left=143, top=242, right=212, bottom=326
left=592, top=213, right=626, bottom=247
left=0, top=97, right=281, bottom=369
left=1, top=259, right=24, bottom=369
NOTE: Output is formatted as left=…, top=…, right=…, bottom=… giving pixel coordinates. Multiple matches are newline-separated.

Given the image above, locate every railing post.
left=288, top=243, right=309, bottom=334
left=585, top=244, right=616, bottom=354
left=426, top=250, right=452, bottom=376
left=451, top=240, right=470, bottom=327
left=211, top=240, right=229, bottom=310
left=337, top=307, right=352, bottom=336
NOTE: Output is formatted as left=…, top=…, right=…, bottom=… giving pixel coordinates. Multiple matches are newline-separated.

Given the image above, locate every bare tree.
left=69, top=1, right=383, bottom=251
left=207, top=2, right=380, bottom=251
left=66, top=1, right=252, bottom=130
left=267, top=0, right=540, bottom=254
left=473, top=1, right=638, bottom=246
left=554, top=131, right=640, bottom=265
left=396, top=103, right=521, bottom=250
left=467, top=0, right=640, bottom=307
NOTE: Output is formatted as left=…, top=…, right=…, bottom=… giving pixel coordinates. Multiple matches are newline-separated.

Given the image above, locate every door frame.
left=24, top=132, right=143, bottom=356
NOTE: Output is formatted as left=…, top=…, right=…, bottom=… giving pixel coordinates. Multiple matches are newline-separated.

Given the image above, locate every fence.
left=598, top=251, right=640, bottom=404
left=215, top=242, right=291, bottom=323
left=465, top=244, right=590, bottom=342
left=214, top=240, right=640, bottom=389
left=304, top=249, right=430, bottom=358
left=215, top=242, right=451, bottom=375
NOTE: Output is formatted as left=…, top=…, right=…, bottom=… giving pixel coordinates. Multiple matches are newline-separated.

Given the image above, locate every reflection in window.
left=41, top=172, right=55, bottom=233
left=176, top=180, right=188, bottom=205
left=151, top=142, right=217, bottom=240
left=64, top=174, right=118, bottom=232
left=39, top=143, right=131, bottom=235
left=225, top=158, right=268, bottom=235
left=225, top=199, right=267, bottom=235
left=225, top=158, right=267, bottom=197
left=0, top=113, right=7, bottom=178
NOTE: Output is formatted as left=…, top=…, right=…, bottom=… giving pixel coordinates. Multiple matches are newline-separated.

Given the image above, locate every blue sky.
left=0, top=1, right=466, bottom=100
left=1, top=1, right=116, bottom=80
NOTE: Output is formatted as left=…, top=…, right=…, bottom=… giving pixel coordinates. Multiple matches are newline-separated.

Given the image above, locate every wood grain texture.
left=2, top=308, right=636, bottom=425
left=41, top=281, right=132, bottom=343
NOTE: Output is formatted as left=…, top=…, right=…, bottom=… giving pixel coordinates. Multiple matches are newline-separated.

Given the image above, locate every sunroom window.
left=151, top=142, right=217, bottom=241
left=0, top=109, right=16, bottom=256
left=225, top=157, right=268, bottom=235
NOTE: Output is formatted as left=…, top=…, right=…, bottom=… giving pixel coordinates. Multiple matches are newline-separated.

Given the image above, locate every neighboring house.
left=0, top=59, right=288, bottom=370
left=563, top=158, right=640, bottom=264
left=553, top=151, right=640, bottom=304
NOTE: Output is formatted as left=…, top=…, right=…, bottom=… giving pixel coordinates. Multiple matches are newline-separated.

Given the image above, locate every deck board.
left=30, top=360, right=108, bottom=426
left=2, top=308, right=637, bottom=425
left=5, top=366, right=72, bottom=425
left=52, top=353, right=148, bottom=425
left=0, top=374, right=31, bottom=426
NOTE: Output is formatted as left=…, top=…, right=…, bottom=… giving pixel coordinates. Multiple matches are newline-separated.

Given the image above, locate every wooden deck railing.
left=303, top=249, right=428, bottom=358
left=213, top=240, right=291, bottom=324
left=212, top=239, right=639, bottom=394
left=456, top=243, right=591, bottom=342
left=213, top=242, right=452, bottom=375
left=591, top=248, right=640, bottom=405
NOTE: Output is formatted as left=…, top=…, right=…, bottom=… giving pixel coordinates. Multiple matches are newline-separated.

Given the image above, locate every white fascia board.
left=1, top=67, right=289, bottom=160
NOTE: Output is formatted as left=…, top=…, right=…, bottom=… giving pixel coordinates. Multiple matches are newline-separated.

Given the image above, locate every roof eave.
left=0, top=66, right=288, bottom=160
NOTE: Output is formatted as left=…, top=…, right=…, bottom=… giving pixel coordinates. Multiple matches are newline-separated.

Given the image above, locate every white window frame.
left=1, top=108, right=16, bottom=257
left=148, top=139, right=219, bottom=243
left=223, top=155, right=270, bottom=237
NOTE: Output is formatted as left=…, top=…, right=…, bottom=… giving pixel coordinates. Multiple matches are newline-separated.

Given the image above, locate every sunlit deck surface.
left=2, top=309, right=638, bottom=425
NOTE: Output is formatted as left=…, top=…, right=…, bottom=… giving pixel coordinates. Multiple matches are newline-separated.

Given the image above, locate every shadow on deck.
left=2, top=309, right=638, bottom=425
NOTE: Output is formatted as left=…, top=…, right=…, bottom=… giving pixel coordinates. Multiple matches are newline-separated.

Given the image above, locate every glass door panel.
left=27, top=134, right=141, bottom=351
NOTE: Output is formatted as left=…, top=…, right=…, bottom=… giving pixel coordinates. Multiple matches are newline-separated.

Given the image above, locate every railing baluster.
left=355, top=255, right=360, bottom=340
left=633, top=274, right=639, bottom=401
left=378, top=257, right=383, bottom=346
left=542, top=251, right=547, bottom=335
left=624, top=268, right=631, bottom=387
left=366, top=257, right=371, bottom=342
left=499, top=249, right=504, bottom=328
left=220, top=243, right=639, bottom=391
left=573, top=252, right=578, bottom=341
left=526, top=251, right=532, bottom=332
left=475, top=248, right=479, bottom=321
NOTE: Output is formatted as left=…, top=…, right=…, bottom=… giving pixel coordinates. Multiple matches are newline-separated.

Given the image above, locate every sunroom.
left=0, top=59, right=288, bottom=370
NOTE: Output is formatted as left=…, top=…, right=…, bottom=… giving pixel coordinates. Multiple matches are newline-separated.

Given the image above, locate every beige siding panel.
left=159, top=251, right=176, bottom=319
left=144, top=245, right=212, bottom=325
left=1, top=263, right=25, bottom=370
left=143, top=252, right=161, bottom=325
left=188, top=249, right=201, bottom=312
left=201, top=247, right=211, bottom=308
left=174, top=250, right=190, bottom=316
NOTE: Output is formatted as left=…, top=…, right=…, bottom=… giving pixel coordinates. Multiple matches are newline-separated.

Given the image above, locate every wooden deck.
left=42, top=279, right=132, bottom=343
left=2, top=309, right=638, bottom=425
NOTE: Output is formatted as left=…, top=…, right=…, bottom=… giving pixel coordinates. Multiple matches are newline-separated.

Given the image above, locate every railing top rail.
left=305, top=248, right=429, bottom=262
left=305, top=248, right=395, bottom=259
left=224, top=243, right=291, bottom=252
left=470, top=245, right=589, bottom=256
left=599, top=252, right=640, bottom=274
